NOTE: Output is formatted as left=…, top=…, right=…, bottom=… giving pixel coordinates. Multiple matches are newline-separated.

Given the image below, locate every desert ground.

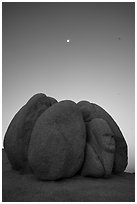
left=2, top=149, right=135, bottom=202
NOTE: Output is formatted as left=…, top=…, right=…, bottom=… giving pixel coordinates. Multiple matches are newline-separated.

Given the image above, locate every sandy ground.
left=2, top=149, right=135, bottom=202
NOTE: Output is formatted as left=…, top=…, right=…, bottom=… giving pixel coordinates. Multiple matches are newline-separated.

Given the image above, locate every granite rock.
left=77, top=101, right=128, bottom=174
left=3, top=93, right=54, bottom=172
left=81, top=118, right=115, bottom=177
left=48, top=96, right=58, bottom=105
left=81, top=143, right=105, bottom=177
left=28, top=100, right=86, bottom=180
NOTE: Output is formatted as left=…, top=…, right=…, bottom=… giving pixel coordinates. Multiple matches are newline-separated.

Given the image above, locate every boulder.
left=28, top=100, right=86, bottom=180
left=77, top=101, right=128, bottom=174
left=3, top=93, right=54, bottom=173
left=81, top=118, right=115, bottom=177
left=81, top=143, right=105, bottom=177
left=48, top=96, right=58, bottom=105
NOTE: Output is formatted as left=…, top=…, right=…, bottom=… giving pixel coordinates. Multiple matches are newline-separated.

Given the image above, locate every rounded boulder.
left=3, top=93, right=54, bottom=173
left=28, top=100, right=86, bottom=180
left=77, top=101, right=128, bottom=174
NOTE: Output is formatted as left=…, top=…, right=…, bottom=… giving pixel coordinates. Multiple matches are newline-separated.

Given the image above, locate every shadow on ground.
left=2, top=149, right=135, bottom=202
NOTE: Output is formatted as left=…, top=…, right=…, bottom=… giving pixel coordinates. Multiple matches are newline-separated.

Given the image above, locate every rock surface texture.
left=77, top=101, right=128, bottom=175
left=28, top=100, right=86, bottom=180
left=3, top=93, right=57, bottom=173
left=3, top=94, right=128, bottom=180
left=81, top=118, right=115, bottom=177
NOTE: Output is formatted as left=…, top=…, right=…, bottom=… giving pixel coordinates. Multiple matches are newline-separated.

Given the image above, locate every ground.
left=2, top=149, right=135, bottom=202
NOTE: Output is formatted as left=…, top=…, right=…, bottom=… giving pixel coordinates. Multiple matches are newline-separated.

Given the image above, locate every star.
left=66, top=39, right=70, bottom=43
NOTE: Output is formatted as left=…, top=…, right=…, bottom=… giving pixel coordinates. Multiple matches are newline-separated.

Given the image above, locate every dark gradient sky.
left=2, top=2, right=135, bottom=172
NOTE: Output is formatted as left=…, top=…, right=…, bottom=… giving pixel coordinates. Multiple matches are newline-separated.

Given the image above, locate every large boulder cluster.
left=3, top=93, right=128, bottom=180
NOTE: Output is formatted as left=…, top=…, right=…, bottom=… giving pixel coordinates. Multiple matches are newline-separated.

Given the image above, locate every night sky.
left=2, top=2, right=135, bottom=172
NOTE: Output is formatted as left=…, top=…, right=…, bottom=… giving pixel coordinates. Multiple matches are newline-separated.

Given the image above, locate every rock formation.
left=81, top=118, right=115, bottom=177
left=3, top=93, right=128, bottom=180
left=28, top=100, right=86, bottom=180
left=77, top=101, right=128, bottom=174
left=3, top=93, right=57, bottom=173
